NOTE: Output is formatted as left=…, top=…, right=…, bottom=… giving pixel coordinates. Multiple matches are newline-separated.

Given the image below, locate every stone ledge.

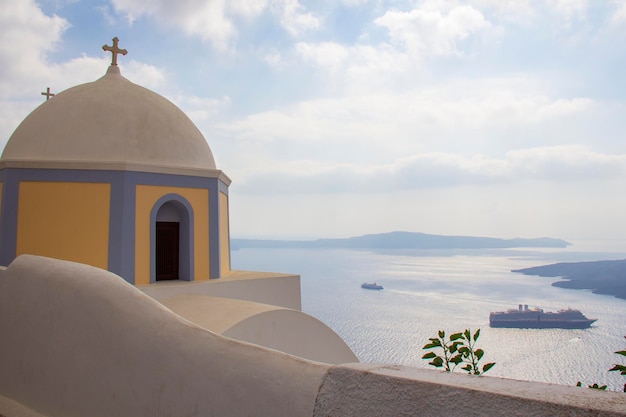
left=139, top=270, right=302, bottom=310
left=314, top=363, right=626, bottom=417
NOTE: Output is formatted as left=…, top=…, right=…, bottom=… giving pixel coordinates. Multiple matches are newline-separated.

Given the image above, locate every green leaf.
left=576, top=381, right=582, bottom=387
left=609, top=364, right=626, bottom=375
left=438, top=330, right=445, bottom=339
left=422, top=352, right=437, bottom=359
left=464, top=329, right=471, bottom=340
left=423, top=342, right=440, bottom=349
left=451, top=354, right=463, bottom=365
left=473, top=328, right=481, bottom=342
left=431, top=357, right=444, bottom=368
left=475, top=349, right=484, bottom=360
left=450, top=333, right=463, bottom=341
left=482, top=362, right=495, bottom=373
left=614, top=350, right=626, bottom=357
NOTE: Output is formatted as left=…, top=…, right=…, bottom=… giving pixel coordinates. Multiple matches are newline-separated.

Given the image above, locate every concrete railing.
left=314, top=363, right=626, bottom=416
left=0, top=255, right=624, bottom=417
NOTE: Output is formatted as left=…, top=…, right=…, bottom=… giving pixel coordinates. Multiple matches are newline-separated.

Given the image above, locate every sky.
left=1, top=1, right=626, bottom=244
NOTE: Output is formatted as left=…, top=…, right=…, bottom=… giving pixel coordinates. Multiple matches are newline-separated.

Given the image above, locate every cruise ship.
left=489, top=304, right=597, bottom=329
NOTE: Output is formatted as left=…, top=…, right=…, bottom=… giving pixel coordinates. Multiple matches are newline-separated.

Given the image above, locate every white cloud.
left=296, top=41, right=411, bottom=93
left=374, top=5, right=491, bottom=58
left=226, top=0, right=269, bottom=19
left=218, top=77, right=594, bottom=150
left=175, top=95, right=232, bottom=123
left=505, top=145, right=626, bottom=180
left=95, top=4, right=117, bottom=26
left=470, top=0, right=535, bottom=17
left=214, top=71, right=608, bottom=197
left=293, top=5, right=495, bottom=94
left=124, top=62, right=166, bottom=90
left=340, top=0, right=370, bottom=6
left=272, top=0, right=320, bottom=36
left=110, top=0, right=319, bottom=50
left=546, top=0, right=587, bottom=21
left=610, top=0, right=626, bottom=26
left=0, top=0, right=69, bottom=94
left=296, top=42, right=350, bottom=73
left=0, top=1, right=78, bottom=146
left=231, top=145, right=626, bottom=194
left=264, top=49, right=285, bottom=69
left=111, top=0, right=238, bottom=50
left=469, top=0, right=584, bottom=24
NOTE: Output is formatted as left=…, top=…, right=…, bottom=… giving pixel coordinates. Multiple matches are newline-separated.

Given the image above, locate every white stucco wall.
left=0, top=255, right=328, bottom=417
left=314, top=364, right=626, bottom=416
left=160, top=294, right=358, bottom=364
left=140, top=270, right=302, bottom=310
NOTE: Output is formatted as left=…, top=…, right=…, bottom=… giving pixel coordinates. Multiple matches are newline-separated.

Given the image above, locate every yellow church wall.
left=135, top=185, right=209, bottom=285
left=219, top=192, right=230, bottom=274
left=16, top=181, right=110, bottom=269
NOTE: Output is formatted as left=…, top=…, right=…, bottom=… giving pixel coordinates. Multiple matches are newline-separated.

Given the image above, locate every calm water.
left=231, top=243, right=626, bottom=391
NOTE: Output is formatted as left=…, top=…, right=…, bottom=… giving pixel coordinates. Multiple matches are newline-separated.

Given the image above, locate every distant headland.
left=513, top=259, right=626, bottom=300
left=232, top=231, right=571, bottom=250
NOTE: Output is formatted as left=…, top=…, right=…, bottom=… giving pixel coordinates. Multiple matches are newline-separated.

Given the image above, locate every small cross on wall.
left=41, top=87, right=55, bottom=101
left=102, top=37, right=128, bottom=66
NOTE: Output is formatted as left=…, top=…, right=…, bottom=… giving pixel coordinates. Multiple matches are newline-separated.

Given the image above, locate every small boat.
left=361, top=282, right=383, bottom=290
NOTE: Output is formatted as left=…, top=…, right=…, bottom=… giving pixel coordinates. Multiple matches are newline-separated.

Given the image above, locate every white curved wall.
left=0, top=255, right=328, bottom=417
left=224, top=309, right=358, bottom=364
left=161, top=294, right=358, bottom=364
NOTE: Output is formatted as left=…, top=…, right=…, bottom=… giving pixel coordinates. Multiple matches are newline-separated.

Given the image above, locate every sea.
left=231, top=240, right=626, bottom=392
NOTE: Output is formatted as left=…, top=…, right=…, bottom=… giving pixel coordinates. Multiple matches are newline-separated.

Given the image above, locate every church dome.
left=1, top=66, right=217, bottom=171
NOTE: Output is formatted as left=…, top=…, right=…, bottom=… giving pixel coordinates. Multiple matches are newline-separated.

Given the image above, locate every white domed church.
left=0, top=38, right=358, bottom=366
left=0, top=38, right=231, bottom=284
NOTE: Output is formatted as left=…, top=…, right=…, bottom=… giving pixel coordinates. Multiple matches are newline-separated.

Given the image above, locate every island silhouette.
left=513, top=259, right=626, bottom=300
left=232, top=231, right=570, bottom=250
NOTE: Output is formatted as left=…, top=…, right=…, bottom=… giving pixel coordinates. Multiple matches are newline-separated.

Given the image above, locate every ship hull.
left=489, top=319, right=596, bottom=329
left=361, top=283, right=383, bottom=290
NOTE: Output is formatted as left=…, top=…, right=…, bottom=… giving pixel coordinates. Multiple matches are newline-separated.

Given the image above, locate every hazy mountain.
left=232, top=231, right=570, bottom=250
left=513, top=259, right=626, bottom=300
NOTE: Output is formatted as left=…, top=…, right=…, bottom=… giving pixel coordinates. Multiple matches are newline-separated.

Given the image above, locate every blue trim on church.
left=0, top=167, right=229, bottom=284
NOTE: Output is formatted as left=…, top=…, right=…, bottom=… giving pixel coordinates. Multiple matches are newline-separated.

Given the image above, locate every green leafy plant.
left=576, top=381, right=607, bottom=390
left=422, top=328, right=495, bottom=375
left=608, top=336, right=626, bottom=393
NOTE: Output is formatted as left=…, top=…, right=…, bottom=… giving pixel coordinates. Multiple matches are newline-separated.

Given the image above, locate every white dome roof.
left=1, top=66, right=217, bottom=171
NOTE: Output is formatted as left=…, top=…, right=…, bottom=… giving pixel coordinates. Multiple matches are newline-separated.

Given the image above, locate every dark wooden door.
left=156, top=222, right=179, bottom=281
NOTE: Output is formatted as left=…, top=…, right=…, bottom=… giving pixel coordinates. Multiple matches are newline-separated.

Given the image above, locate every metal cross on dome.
left=41, top=87, right=55, bottom=101
left=102, top=37, right=128, bottom=66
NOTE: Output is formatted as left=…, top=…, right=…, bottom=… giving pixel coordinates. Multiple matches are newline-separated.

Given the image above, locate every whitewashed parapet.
left=313, top=363, right=626, bottom=417
left=0, top=255, right=328, bottom=417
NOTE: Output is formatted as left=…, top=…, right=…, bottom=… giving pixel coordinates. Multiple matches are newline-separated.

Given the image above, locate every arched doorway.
left=151, top=196, right=194, bottom=282
left=156, top=202, right=180, bottom=280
